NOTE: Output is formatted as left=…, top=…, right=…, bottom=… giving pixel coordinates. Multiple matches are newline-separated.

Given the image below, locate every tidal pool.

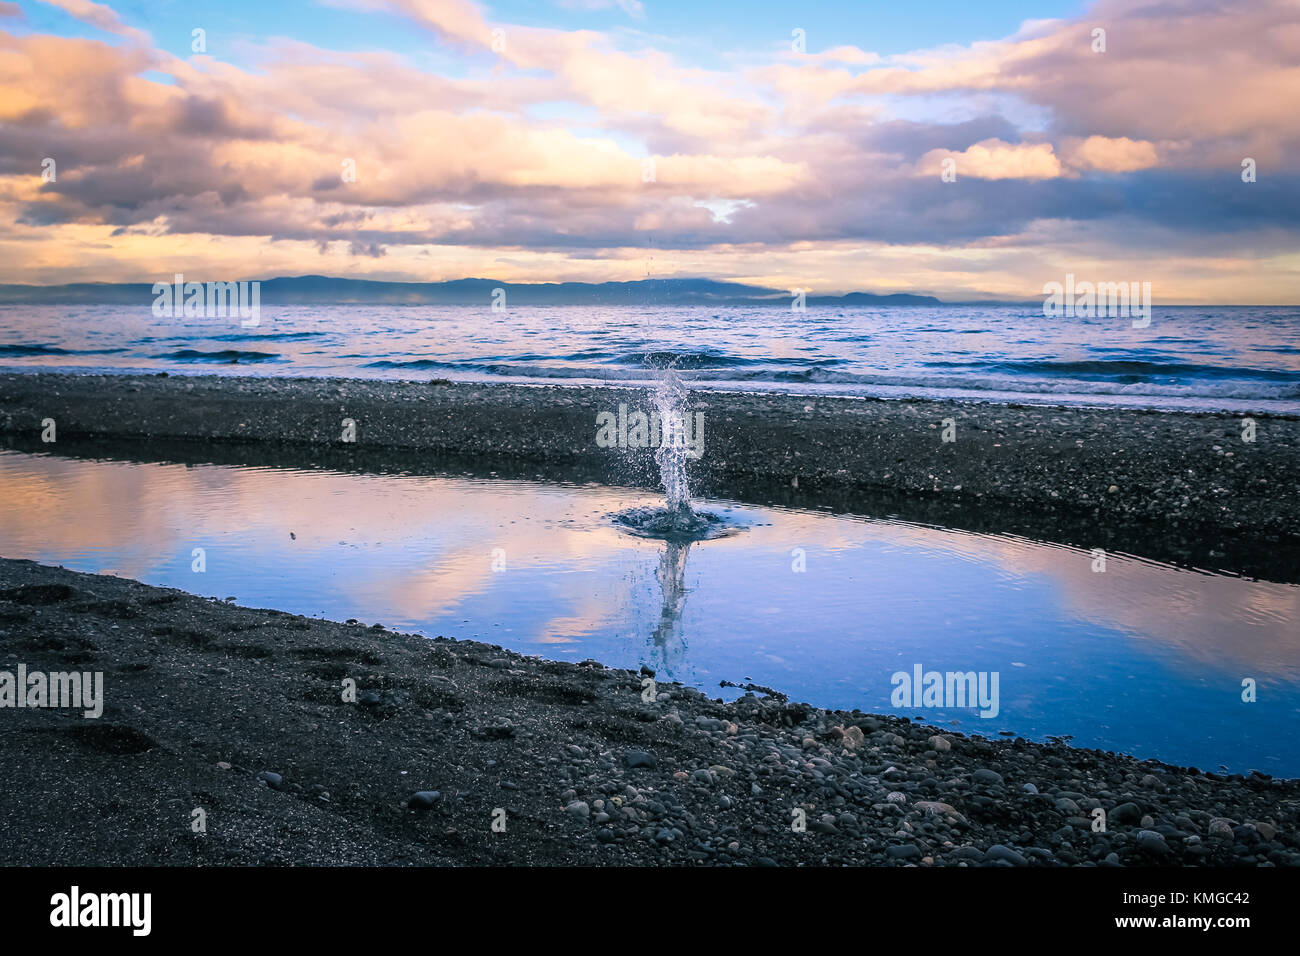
left=0, top=449, right=1295, bottom=776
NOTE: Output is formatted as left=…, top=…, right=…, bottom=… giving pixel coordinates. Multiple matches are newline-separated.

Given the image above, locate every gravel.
left=0, top=557, right=1295, bottom=867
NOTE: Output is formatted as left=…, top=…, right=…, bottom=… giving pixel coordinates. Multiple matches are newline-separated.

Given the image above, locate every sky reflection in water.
left=0, top=449, right=1296, bottom=776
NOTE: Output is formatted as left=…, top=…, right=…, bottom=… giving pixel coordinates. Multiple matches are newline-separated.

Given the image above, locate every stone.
left=983, top=844, right=1027, bottom=866
left=408, top=790, right=441, bottom=810
left=624, top=750, right=657, bottom=770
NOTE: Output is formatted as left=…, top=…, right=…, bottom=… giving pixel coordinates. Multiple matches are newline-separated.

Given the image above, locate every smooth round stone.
left=983, top=844, right=1027, bottom=866
left=1136, top=830, right=1171, bottom=854
left=408, top=790, right=441, bottom=809
left=624, top=750, right=657, bottom=769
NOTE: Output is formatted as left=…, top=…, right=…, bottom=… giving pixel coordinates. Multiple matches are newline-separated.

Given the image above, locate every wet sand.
left=2, top=371, right=1297, bottom=581
left=1, top=557, right=1295, bottom=866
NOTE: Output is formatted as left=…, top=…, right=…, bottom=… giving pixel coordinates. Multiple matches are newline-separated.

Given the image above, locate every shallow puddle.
left=0, top=449, right=1295, bottom=776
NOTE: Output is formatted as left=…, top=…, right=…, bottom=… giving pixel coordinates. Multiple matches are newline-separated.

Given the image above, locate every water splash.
left=652, top=369, right=692, bottom=513
left=611, top=368, right=742, bottom=541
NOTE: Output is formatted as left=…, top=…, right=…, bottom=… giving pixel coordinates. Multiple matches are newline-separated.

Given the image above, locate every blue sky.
left=14, top=0, right=1089, bottom=67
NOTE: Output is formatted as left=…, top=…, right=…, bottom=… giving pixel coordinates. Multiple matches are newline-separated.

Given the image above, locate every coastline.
left=2, top=371, right=1298, bottom=581
left=1, top=557, right=1295, bottom=866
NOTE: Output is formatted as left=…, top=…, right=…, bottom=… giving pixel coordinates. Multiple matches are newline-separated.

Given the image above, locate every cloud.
left=37, top=0, right=150, bottom=45
left=917, top=139, right=1063, bottom=180
left=1060, top=136, right=1159, bottom=173
left=0, top=0, right=1295, bottom=302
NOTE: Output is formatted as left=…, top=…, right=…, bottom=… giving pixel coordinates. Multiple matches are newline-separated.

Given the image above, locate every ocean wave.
left=923, top=358, right=1300, bottom=383
left=378, top=359, right=1300, bottom=401
left=134, top=331, right=324, bottom=344
left=153, top=349, right=282, bottom=363
left=0, top=343, right=126, bottom=356
left=608, top=350, right=845, bottom=369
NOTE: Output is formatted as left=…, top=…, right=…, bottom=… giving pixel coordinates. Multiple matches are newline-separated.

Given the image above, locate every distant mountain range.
left=0, top=275, right=947, bottom=306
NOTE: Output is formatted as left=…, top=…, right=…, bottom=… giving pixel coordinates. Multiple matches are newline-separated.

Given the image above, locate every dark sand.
left=2, top=372, right=1298, bottom=581
left=1, top=558, right=1296, bottom=866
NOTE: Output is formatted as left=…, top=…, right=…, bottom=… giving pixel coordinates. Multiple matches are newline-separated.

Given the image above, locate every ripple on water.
left=610, top=504, right=744, bottom=541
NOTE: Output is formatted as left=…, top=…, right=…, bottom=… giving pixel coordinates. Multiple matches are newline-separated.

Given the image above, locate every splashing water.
left=612, top=369, right=740, bottom=541
left=652, top=370, right=692, bottom=513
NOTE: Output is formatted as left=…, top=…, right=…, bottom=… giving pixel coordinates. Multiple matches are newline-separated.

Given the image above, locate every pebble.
left=1208, top=818, right=1236, bottom=840
left=983, top=844, right=1027, bottom=866
left=1136, top=830, right=1171, bottom=855
left=624, top=750, right=657, bottom=769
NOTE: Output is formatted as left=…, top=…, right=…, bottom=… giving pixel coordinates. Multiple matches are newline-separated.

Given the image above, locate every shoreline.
left=2, top=371, right=1298, bottom=582
left=1, top=557, right=1295, bottom=866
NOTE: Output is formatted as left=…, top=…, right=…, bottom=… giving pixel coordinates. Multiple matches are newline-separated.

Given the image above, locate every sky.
left=0, top=0, right=1297, bottom=302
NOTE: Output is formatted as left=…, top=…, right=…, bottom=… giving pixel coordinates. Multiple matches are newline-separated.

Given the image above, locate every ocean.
left=2, top=303, right=1298, bottom=414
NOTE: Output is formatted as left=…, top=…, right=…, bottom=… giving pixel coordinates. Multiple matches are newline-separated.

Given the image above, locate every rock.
left=1136, top=830, right=1171, bottom=855
left=983, top=844, right=1027, bottom=866
left=624, top=750, right=657, bottom=769
left=1022, top=783, right=1038, bottom=794
left=215, top=761, right=231, bottom=771
left=1207, top=818, right=1236, bottom=840
left=916, top=800, right=963, bottom=822
left=928, top=735, right=951, bottom=752
left=1140, top=814, right=1155, bottom=828
left=842, top=725, right=865, bottom=750
left=972, top=768, right=1004, bottom=786
left=408, top=790, right=441, bottom=810
left=565, top=800, right=590, bottom=819
left=479, top=719, right=515, bottom=739
left=887, top=791, right=907, bottom=804
left=1111, top=802, right=1142, bottom=825
left=1255, top=821, right=1277, bottom=841
left=256, top=771, right=284, bottom=791
left=691, top=768, right=714, bottom=785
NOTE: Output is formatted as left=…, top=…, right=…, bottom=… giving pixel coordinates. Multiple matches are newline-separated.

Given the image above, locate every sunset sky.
left=1, top=0, right=1297, bottom=302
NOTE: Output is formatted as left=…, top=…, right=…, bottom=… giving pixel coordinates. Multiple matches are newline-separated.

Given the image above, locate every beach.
left=1, top=556, right=1295, bottom=866
left=1, top=370, right=1298, bottom=866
